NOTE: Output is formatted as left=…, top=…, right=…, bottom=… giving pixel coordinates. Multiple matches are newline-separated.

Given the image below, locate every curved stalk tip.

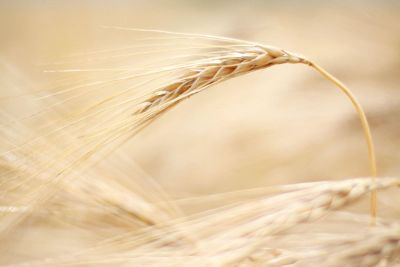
left=306, top=61, right=377, bottom=224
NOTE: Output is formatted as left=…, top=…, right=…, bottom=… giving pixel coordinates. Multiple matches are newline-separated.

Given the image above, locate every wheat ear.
left=324, top=225, right=400, bottom=267
left=14, top=177, right=397, bottom=267
left=132, top=40, right=377, bottom=221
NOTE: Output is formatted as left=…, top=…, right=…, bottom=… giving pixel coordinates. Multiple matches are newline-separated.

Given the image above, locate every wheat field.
left=0, top=1, right=399, bottom=266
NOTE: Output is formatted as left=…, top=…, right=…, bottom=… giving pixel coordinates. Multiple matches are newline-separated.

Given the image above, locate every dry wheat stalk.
left=128, top=32, right=377, bottom=221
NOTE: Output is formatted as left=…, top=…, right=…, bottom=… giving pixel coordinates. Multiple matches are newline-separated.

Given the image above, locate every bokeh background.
left=1, top=0, right=400, bottom=263
left=2, top=0, right=400, bottom=199
left=1, top=0, right=400, bottom=197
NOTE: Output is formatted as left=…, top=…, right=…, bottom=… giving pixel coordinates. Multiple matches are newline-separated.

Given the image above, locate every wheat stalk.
left=129, top=32, right=377, bottom=221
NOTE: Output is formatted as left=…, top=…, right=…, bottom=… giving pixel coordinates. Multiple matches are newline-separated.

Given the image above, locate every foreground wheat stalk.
left=130, top=31, right=377, bottom=220
left=0, top=31, right=377, bottom=228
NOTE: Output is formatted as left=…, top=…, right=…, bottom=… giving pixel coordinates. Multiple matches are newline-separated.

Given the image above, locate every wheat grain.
left=133, top=45, right=308, bottom=114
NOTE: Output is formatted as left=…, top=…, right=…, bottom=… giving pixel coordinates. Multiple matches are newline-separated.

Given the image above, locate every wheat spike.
left=129, top=32, right=377, bottom=221
left=133, top=45, right=309, bottom=114
left=204, top=177, right=398, bottom=267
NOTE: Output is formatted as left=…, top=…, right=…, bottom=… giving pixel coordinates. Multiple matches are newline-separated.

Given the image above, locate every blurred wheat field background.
left=0, top=1, right=400, bottom=266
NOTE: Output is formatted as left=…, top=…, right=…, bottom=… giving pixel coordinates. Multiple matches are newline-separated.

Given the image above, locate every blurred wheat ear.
left=17, top=177, right=399, bottom=267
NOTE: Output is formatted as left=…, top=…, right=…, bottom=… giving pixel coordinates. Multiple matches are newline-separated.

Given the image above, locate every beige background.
left=1, top=0, right=399, bottom=193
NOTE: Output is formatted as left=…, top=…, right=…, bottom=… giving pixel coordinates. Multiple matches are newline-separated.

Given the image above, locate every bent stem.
left=307, top=61, right=377, bottom=224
